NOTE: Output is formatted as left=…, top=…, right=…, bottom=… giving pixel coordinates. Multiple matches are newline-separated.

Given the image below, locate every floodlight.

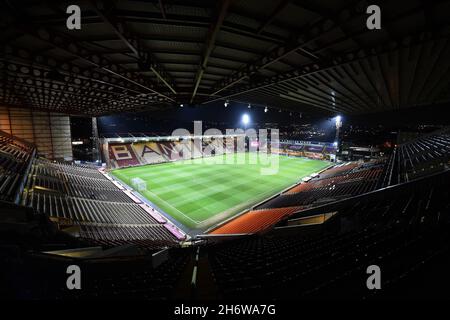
left=242, top=113, right=250, bottom=126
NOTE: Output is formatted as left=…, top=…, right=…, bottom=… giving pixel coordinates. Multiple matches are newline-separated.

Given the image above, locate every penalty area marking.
left=111, top=170, right=201, bottom=225
left=144, top=188, right=201, bottom=225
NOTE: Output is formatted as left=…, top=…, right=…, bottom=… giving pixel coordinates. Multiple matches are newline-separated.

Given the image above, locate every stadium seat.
left=210, top=207, right=301, bottom=234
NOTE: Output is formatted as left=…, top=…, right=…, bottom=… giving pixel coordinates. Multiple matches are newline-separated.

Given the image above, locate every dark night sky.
left=147, top=100, right=322, bottom=125
left=107, top=99, right=450, bottom=126
left=95, top=100, right=325, bottom=136
left=71, top=100, right=450, bottom=138
left=345, top=102, right=450, bottom=126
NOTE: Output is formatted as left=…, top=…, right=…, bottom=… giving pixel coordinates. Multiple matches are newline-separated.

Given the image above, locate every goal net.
left=131, top=177, right=147, bottom=191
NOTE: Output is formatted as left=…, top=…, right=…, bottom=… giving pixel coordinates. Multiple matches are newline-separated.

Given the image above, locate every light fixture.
left=248, top=103, right=251, bottom=109
left=180, top=104, right=184, bottom=108
left=335, top=115, right=342, bottom=128
left=224, top=100, right=229, bottom=107
left=242, top=113, right=250, bottom=127
left=264, top=106, right=268, bottom=113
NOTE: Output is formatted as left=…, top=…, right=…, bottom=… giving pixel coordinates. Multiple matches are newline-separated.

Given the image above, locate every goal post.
left=131, top=177, right=147, bottom=191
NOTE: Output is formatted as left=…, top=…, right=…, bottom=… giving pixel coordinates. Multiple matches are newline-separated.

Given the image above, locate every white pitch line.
left=144, top=189, right=200, bottom=225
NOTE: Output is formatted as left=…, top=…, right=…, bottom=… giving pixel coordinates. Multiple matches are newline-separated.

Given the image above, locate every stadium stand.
left=108, top=143, right=141, bottom=168
left=275, top=141, right=337, bottom=160
left=27, top=195, right=159, bottom=225
left=208, top=161, right=382, bottom=235
left=0, top=199, right=93, bottom=270
left=207, top=129, right=449, bottom=236
left=258, top=163, right=383, bottom=209
left=25, top=161, right=133, bottom=203
left=4, top=246, right=192, bottom=300
left=285, top=162, right=363, bottom=194
left=382, top=128, right=450, bottom=186
left=77, top=249, right=191, bottom=300
left=207, top=170, right=450, bottom=299
left=314, top=162, right=359, bottom=179
left=79, top=224, right=177, bottom=249
left=106, top=136, right=241, bottom=168
left=0, top=130, right=35, bottom=202
left=131, top=142, right=167, bottom=165
left=23, top=159, right=134, bottom=202
left=120, top=140, right=188, bottom=166
left=2, top=161, right=449, bottom=300
left=17, top=156, right=185, bottom=248
left=209, top=207, right=301, bottom=235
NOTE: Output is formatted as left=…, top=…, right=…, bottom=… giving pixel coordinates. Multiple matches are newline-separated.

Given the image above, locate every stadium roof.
left=1, top=0, right=450, bottom=116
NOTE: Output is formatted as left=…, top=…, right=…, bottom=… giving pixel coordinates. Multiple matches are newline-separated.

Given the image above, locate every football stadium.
left=111, top=153, right=330, bottom=230
left=1, top=0, right=450, bottom=308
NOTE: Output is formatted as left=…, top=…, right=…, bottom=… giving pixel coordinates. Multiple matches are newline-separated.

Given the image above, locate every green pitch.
left=111, top=153, right=330, bottom=230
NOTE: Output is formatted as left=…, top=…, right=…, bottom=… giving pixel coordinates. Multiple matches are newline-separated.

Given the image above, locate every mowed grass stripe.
left=111, top=153, right=330, bottom=229
left=153, top=168, right=235, bottom=196
left=160, top=167, right=276, bottom=214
